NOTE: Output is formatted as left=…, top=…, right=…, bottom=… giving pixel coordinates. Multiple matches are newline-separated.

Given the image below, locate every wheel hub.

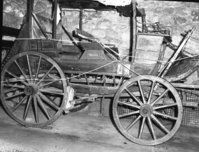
left=24, top=85, right=38, bottom=96
left=140, top=104, right=153, bottom=117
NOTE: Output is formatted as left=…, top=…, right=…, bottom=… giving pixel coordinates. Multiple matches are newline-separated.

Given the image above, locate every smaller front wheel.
left=112, top=75, right=183, bottom=145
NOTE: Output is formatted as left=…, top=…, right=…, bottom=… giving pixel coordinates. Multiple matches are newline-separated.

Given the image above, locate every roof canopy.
left=57, top=0, right=116, bottom=10
left=57, top=0, right=132, bottom=8
left=56, top=0, right=143, bottom=17
left=94, top=0, right=132, bottom=6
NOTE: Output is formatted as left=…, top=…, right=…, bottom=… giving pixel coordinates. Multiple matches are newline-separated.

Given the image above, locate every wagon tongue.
left=63, top=86, right=97, bottom=114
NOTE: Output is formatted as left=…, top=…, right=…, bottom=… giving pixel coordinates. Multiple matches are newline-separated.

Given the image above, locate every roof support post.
left=52, top=0, right=58, bottom=39
left=79, top=9, right=83, bottom=30
left=130, top=0, right=137, bottom=75
left=28, top=0, right=34, bottom=38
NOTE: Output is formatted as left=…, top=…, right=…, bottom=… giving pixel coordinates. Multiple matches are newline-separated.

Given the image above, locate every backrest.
left=133, top=34, right=165, bottom=75
left=32, top=13, right=52, bottom=39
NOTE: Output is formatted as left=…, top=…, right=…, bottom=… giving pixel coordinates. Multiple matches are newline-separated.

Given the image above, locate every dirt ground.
left=0, top=106, right=199, bottom=152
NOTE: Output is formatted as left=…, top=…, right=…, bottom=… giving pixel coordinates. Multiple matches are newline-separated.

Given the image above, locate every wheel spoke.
left=151, top=89, right=169, bottom=106
left=138, top=80, right=146, bottom=104
left=3, top=88, right=18, bottom=94
left=151, top=114, right=169, bottom=134
left=2, top=78, right=25, bottom=83
left=2, top=84, right=25, bottom=89
left=39, top=88, right=64, bottom=96
left=4, top=92, right=25, bottom=100
left=153, top=111, right=178, bottom=121
left=118, top=101, right=140, bottom=109
left=35, top=56, right=42, bottom=82
left=125, top=88, right=143, bottom=106
left=138, top=117, right=146, bottom=139
left=36, top=95, right=51, bottom=120
left=23, top=96, right=32, bottom=121
left=14, top=60, right=30, bottom=83
left=37, top=66, right=54, bottom=85
left=39, top=79, right=61, bottom=88
left=126, top=115, right=141, bottom=131
left=119, top=110, right=139, bottom=118
left=147, top=81, right=155, bottom=104
left=153, top=103, right=177, bottom=110
left=147, top=117, right=156, bottom=140
left=5, top=70, right=28, bottom=86
left=26, top=55, right=33, bottom=82
left=39, top=92, right=60, bottom=111
left=12, top=95, right=28, bottom=112
left=33, top=96, right=39, bottom=123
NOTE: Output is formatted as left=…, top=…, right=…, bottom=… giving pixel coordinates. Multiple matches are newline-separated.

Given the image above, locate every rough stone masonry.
left=3, top=0, right=199, bottom=56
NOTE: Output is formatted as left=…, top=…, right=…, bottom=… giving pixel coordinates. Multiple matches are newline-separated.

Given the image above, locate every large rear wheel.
left=1, top=51, right=67, bottom=128
left=112, top=75, right=183, bottom=145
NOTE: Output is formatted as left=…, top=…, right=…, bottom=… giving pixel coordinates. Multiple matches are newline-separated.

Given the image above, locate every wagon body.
left=2, top=0, right=170, bottom=95
left=20, top=33, right=166, bottom=75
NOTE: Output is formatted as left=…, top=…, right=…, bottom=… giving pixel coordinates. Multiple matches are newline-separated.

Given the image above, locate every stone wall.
left=3, top=0, right=199, bottom=57
left=62, top=10, right=131, bottom=57
left=3, top=0, right=52, bottom=29
left=138, top=0, right=199, bottom=60
left=58, top=0, right=199, bottom=57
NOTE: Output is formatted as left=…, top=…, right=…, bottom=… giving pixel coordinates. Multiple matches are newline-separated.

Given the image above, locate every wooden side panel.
left=57, top=60, right=118, bottom=74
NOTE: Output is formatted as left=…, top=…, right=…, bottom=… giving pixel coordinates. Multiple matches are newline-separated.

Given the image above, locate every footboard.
left=165, top=52, right=199, bottom=82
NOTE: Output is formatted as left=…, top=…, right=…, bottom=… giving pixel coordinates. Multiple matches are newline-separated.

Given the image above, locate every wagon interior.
left=1, top=0, right=199, bottom=146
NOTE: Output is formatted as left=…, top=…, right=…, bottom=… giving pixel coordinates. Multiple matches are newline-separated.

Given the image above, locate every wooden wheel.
left=112, top=75, right=183, bottom=145
left=1, top=51, right=67, bottom=128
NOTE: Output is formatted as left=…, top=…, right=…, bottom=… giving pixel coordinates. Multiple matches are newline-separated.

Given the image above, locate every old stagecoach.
left=1, top=0, right=199, bottom=145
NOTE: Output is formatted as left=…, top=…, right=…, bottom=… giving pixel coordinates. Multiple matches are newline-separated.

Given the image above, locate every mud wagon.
left=1, top=0, right=199, bottom=146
